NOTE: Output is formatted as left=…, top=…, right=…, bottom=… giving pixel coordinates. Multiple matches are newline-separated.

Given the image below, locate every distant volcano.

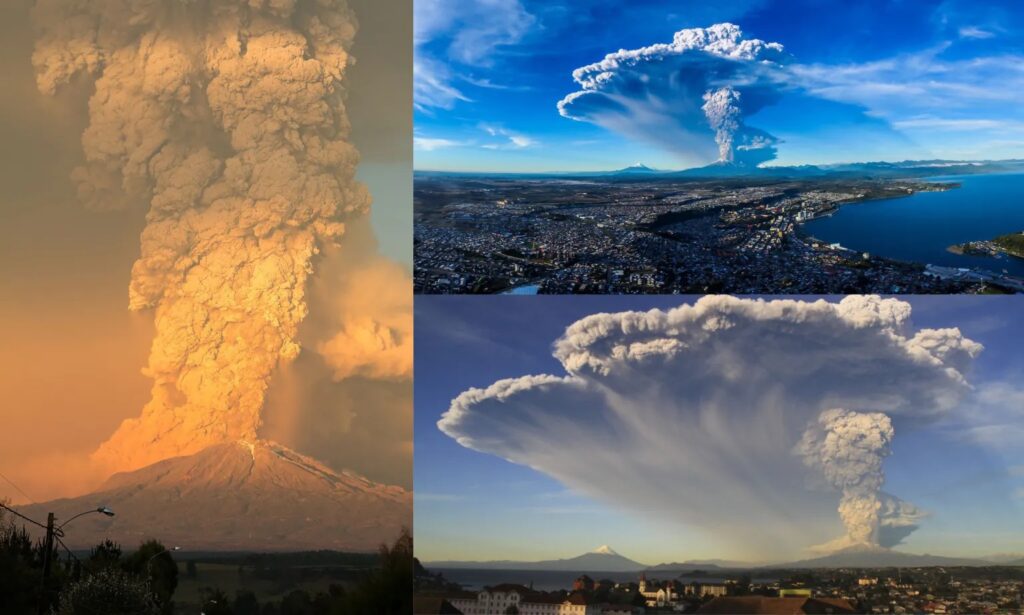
left=426, top=546, right=647, bottom=572
left=773, top=545, right=991, bottom=569
left=19, top=441, right=410, bottom=552
left=610, top=163, right=664, bottom=175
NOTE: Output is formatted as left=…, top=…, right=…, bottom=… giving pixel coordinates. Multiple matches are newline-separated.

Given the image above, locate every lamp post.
left=146, top=545, right=181, bottom=566
left=0, top=502, right=116, bottom=615
left=43, top=506, right=116, bottom=603
left=146, top=545, right=180, bottom=608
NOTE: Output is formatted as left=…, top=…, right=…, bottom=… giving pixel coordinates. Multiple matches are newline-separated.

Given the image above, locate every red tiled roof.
left=696, top=596, right=858, bottom=614
left=414, top=596, right=464, bottom=614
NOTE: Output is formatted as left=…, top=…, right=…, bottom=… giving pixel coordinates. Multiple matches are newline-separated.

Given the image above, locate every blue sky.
left=414, top=296, right=1024, bottom=563
left=414, top=0, right=1024, bottom=172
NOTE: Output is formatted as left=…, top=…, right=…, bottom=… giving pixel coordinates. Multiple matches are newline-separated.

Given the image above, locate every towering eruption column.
left=32, top=0, right=369, bottom=473
left=799, top=408, right=896, bottom=549
left=702, top=87, right=742, bottom=164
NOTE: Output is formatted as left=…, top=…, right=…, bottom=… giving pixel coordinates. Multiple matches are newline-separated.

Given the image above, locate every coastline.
left=796, top=176, right=1024, bottom=290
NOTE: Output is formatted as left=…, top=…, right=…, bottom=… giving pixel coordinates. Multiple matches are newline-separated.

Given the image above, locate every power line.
left=0, top=502, right=48, bottom=531
left=0, top=468, right=36, bottom=504
left=54, top=535, right=80, bottom=564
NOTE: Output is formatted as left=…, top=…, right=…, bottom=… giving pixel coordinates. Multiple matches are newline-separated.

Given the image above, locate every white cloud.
left=414, top=136, right=466, bottom=151
left=414, top=0, right=535, bottom=110
left=439, top=296, right=983, bottom=556
left=414, top=56, right=472, bottom=111
left=479, top=124, right=537, bottom=149
left=958, top=26, right=996, bottom=40
left=945, top=381, right=1024, bottom=451
left=893, top=117, right=1011, bottom=131
left=791, top=48, right=1024, bottom=117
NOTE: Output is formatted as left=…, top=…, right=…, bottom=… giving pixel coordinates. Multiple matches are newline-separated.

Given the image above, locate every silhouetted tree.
left=123, top=540, right=178, bottom=613
left=0, top=520, right=43, bottom=613
left=734, top=573, right=752, bottom=596
left=341, top=527, right=413, bottom=614
left=88, top=539, right=122, bottom=571
left=234, top=590, right=261, bottom=615
left=200, top=587, right=234, bottom=615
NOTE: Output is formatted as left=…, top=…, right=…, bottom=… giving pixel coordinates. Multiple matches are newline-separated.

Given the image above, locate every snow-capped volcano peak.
left=591, top=545, right=619, bottom=555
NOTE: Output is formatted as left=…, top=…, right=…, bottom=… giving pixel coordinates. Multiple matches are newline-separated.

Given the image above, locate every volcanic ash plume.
left=558, top=23, right=785, bottom=167
left=316, top=258, right=414, bottom=382
left=702, top=87, right=743, bottom=163
left=798, top=409, right=914, bottom=550
left=439, top=296, right=980, bottom=555
left=32, top=0, right=369, bottom=473
left=701, top=86, right=779, bottom=165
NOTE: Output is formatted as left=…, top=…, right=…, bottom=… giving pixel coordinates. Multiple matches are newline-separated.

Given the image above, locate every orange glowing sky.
left=0, top=0, right=412, bottom=504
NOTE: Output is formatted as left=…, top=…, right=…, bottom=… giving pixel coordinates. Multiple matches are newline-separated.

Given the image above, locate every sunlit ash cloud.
left=439, top=296, right=982, bottom=555
left=32, top=0, right=370, bottom=474
left=558, top=23, right=787, bottom=167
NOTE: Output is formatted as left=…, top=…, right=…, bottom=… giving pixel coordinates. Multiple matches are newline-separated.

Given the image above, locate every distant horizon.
left=413, top=156, right=1024, bottom=176
left=419, top=543, right=1024, bottom=568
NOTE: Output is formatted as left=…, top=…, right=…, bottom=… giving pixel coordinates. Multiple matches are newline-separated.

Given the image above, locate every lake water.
left=426, top=568, right=766, bottom=592
left=802, top=173, right=1024, bottom=277
left=503, top=284, right=540, bottom=295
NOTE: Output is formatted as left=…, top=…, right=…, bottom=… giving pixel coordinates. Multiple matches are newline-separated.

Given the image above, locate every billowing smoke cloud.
left=558, top=24, right=784, bottom=167
left=439, top=296, right=982, bottom=555
left=315, top=257, right=413, bottom=382
left=797, top=409, right=925, bottom=551
left=32, top=0, right=370, bottom=473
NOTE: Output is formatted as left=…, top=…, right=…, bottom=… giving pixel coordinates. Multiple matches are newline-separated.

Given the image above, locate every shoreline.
left=796, top=178, right=1024, bottom=289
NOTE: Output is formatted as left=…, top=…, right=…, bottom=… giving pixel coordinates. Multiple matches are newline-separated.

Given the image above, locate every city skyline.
left=414, top=295, right=1024, bottom=564
left=414, top=0, right=1024, bottom=172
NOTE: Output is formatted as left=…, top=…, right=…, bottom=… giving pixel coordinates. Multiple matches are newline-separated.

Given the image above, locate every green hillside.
left=993, top=232, right=1024, bottom=258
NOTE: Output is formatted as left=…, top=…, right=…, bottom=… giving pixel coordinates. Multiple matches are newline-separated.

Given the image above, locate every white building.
left=447, top=585, right=604, bottom=615
left=638, top=576, right=676, bottom=607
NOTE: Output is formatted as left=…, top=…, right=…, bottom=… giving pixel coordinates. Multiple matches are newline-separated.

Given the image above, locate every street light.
left=0, top=502, right=116, bottom=615
left=146, top=545, right=181, bottom=608
left=57, top=506, right=116, bottom=530
left=147, top=545, right=181, bottom=565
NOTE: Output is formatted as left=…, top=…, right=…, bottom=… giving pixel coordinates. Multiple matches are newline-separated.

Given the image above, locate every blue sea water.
left=802, top=173, right=1024, bottom=277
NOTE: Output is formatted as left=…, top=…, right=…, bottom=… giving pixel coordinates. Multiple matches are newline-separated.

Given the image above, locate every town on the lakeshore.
left=415, top=566, right=1024, bottom=615
left=414, top=176, right=1024, bottom=295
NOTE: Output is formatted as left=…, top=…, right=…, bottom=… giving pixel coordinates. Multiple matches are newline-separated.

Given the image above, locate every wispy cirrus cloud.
left=791, top=48, right=1024, bottom=114
left=414, top=0, right=535, bottom=111
left=959, top=25, right=996, bottom=39
left=480, top=124, right=538, bottom=150
left=414, top=136, right=468, bottom=152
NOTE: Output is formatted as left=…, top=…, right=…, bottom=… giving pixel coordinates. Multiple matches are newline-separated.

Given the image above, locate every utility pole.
left=39, top=512, right=55, bottom=615
left=0, top=503, right=114, bottom=614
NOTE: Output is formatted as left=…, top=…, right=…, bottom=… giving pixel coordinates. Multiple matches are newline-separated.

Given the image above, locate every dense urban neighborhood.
left=415, top=175, right=1024, bottom=294
left=415, top=565, right=1024, bottom=614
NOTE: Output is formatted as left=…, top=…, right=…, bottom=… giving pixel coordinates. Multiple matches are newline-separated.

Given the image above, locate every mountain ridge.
left=426, top=546, right=1012, bottom=572
left=427, top=546, right=646, bottom=572
left=414, top=158, right=1024, bottom=180
left=17, top=440, right=411, bottom=552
